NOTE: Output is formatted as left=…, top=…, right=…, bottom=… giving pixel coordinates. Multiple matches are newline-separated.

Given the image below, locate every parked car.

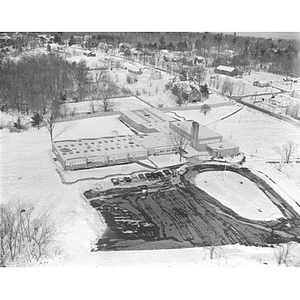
left=124, top=176, right=132, bottom=183
left=155, top=171, right=164, bottom=178
left=131, top=174, right=139, bottom=182
left=138, top=173, right=146, bottom=181
left=111, top=178, right=119, bottom=186
left=162, top=169, right=172, bottom=176
left=145, top=173, right=154, bottom=180
left=151, top=172, right=160, bottom=179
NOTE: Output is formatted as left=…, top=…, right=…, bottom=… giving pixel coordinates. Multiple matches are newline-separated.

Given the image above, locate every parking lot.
left=110, top=169, right=176, bottom=187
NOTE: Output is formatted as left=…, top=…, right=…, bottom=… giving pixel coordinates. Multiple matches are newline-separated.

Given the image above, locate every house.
left=181, top=85, right=202, bottom=103
left=172, top=81, right=202, bottom=103
left=127, top=65, right=142, bottom=75
left=215, top=65, right=239, bottom=77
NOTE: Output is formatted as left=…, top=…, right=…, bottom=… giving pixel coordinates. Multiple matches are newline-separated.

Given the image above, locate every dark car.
left=151, top=172, right=159, bottom=179
left=155, top=171, right=164, bottom=178
left=111, top=178, right=119, bottom=186
left=138, top=173, right=146, bottom=181
left=145, top=173, right=154, bottom=180
left=124, top=176, right=132, bottom=183
left=163, top=169, right=172, bottom=176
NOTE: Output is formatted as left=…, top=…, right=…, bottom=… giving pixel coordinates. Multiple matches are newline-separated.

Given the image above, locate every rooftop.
left=121, top=108, right=175, bottom=126
left=215, top=65, right=236, bottom=72
left=53, top=136, right=147, bottom=160
left=206, top=139, right=239, bottom=150
left=131, top=132, right=174, bottom=149
left=171, top=120, right=222, bottom=140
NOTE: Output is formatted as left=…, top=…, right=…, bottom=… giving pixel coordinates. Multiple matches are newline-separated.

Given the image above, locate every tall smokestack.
left=191, top=121, right=199, bottom=147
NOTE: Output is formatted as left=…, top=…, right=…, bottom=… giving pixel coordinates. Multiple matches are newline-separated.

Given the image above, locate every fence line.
left=162, top=101, right=235, bottom=112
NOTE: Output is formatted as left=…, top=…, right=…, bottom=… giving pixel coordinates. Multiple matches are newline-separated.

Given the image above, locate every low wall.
left=162, top=101, right=235, bottom=112
left=56, top=110, right=120, bottom=123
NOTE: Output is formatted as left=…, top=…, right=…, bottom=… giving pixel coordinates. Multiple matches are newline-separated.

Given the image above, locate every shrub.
left=7, top=116, right=30, bottom=132
left=30, top=112, right=44, bottom=129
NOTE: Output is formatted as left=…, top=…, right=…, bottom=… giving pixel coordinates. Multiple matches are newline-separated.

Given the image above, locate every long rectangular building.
left=52, top=136, right=148, bottom=170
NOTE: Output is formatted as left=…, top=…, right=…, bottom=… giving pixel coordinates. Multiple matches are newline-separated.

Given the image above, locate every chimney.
left=191, top=121, right=199, bottom=147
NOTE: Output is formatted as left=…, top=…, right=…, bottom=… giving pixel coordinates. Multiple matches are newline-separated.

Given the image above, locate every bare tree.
left=274, top=243, right=294, bottom=266
left=274, top=141, right=298, bottom=164
left=215, top=75, right=223, bottom=90
left=89, top=100, right=96, bottom=113
left=97, top=96, right=115, bottom=112
left=44, top=114, right=73, bottom=141
left=169, top=130, right=189, bottom=162
left=203, top=228, right=222, bottom=260
left=0, top=201, right=56, bottom=266
left=227, top=81, right=236, bottom=97
left=221, top=77, right=233, bottom=96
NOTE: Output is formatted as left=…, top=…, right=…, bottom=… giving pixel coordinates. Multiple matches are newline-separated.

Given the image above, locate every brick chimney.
left=191, top=121, right=199, bottom=148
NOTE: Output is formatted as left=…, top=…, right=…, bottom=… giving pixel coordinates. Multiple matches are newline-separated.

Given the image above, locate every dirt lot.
left=88, top=164, right=300, bottom=251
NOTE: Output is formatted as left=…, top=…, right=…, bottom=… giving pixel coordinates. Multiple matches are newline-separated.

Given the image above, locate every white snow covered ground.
left=53, top=114, right=133, bottom=140
left=1, top=101, right=300, bottom=267
left=66, top=96, right=150, bottom=114
left=194, top=171, right=284, bottom=221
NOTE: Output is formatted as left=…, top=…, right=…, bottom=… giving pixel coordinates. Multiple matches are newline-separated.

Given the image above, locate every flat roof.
left=206, top=139, right=239, bottom=150
left=215, top=65, right=236, bottom=72
left=121, top=107, right=175, bottom=126
left=53, top=136, right=147, bottom=160
left=131, top=132, right=175, bottom=149
left=170, top=120, right=222, bottom=140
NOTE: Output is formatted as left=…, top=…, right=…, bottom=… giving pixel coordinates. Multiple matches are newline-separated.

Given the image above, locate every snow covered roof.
left=215, top=65, right=236, bottom=72
left=53, top=136, right=147, bottom=160
left=206, top=139, right=239, bottom=151
left=132, top=133, right=174, bottom=149
left=171, top=120, right=222, bottom=140
left=121, top=108, right=175, bottom=127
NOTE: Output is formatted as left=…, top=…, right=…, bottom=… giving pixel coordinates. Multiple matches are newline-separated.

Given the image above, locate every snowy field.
left=175, top=106, right=300, bottom=160
left=194, top=171, right=284, bottom=221
left=53, top=115, right=133, bottom=141
left=168, top=104, right=242, bottom=125
left=66, top=96, right=150, bottom=114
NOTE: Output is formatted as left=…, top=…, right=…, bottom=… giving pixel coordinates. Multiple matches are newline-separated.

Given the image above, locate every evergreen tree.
left=31, top=112, right=44, bottom=129
left=200, top=84, right=209, bottom=99
left=69, top=35, right=76, bottom=46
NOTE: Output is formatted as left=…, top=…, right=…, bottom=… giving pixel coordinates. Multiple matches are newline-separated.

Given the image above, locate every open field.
left=194, top=170, right=284, bottom=220
left=174, top=105, right=300, bottom=160
left=66, top=96, right=150, bottom=114
left=53, top=114, right=133, bottom=140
